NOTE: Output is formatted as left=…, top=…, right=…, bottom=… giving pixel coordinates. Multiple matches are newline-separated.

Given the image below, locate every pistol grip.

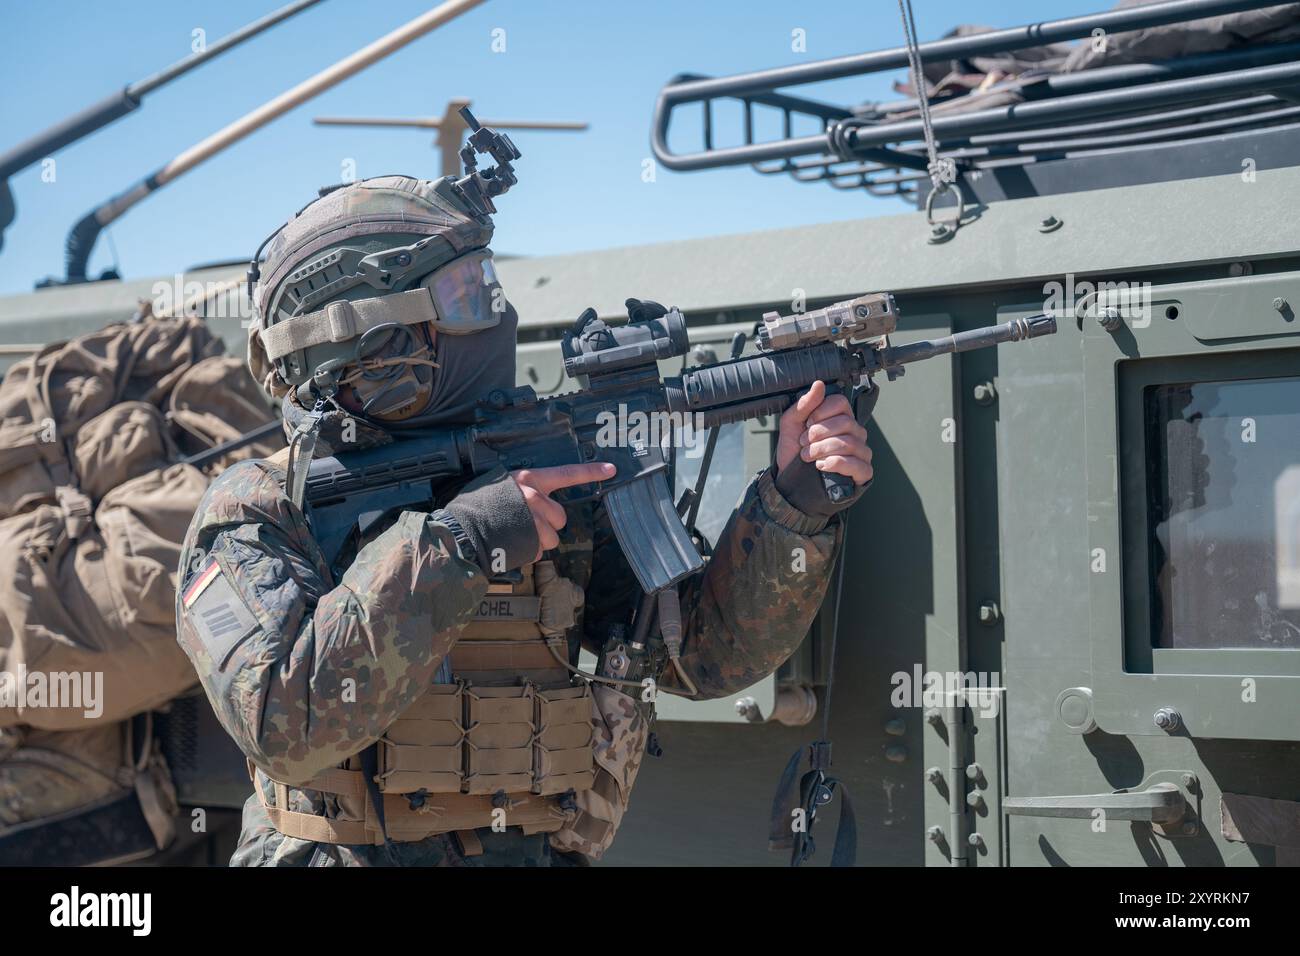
left=817, top=382, right=869, bottom=504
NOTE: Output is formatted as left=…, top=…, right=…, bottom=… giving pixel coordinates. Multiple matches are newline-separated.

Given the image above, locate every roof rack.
left=651, top=0, right=1300, bottom=205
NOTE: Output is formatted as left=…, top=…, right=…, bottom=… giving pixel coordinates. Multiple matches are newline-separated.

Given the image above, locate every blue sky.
left=1, top=0, right=1090, bottom=294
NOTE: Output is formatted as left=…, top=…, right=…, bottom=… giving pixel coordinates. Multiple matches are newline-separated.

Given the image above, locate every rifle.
left=180, top=419, right=284, bottom=470
left=304, top=294, right=1055, bottom=593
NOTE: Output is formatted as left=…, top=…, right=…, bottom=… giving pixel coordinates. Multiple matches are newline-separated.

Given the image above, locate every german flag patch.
left=182, top=558, right=259, bottom=669
left=183, top=559, right=222, bottom=608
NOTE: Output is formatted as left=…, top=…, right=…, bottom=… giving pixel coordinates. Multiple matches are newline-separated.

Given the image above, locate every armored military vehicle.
left=2, top=0, right=1297, bottom=868
left=622, top=0, right=1300, bottom=866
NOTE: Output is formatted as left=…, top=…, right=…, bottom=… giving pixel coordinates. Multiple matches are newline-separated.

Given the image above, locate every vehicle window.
left=1144, top=377, right=1300, bottom=649
left=670, top=423, right=748, bottom=547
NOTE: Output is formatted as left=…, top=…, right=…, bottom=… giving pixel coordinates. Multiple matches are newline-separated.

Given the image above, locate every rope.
left=896, top=0, right=954, bottom=190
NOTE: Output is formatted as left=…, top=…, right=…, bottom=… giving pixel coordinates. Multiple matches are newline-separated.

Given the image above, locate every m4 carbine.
left=303, top=294, right=1055, bottom=597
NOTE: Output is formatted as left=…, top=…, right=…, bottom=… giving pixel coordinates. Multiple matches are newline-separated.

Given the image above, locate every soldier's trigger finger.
left=522, top=461, right=615, bottom=494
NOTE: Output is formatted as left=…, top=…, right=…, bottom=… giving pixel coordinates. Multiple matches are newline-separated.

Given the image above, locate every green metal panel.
left=1077, top=275, right=1300, bottom=742
left=992, top=260, right=1300, bottom=865
left=991, top=288, right=1102, bottom=865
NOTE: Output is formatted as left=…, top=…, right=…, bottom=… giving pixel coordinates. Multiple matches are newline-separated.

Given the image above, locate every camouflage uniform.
left=176, top=413, right=846, bottom=866
left=176, top=164, right=861, bottom=866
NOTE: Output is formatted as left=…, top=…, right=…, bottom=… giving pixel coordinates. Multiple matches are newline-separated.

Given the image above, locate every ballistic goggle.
left=259, top=248, right=504, bottom=384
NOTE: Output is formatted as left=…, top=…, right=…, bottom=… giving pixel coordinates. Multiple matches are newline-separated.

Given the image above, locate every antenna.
left=43, top=0, right=487, bottom=286
left=0, top=0, right=328, bottom=254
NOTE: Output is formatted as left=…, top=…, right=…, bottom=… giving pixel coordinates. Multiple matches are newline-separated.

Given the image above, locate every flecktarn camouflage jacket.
left=176, top=451, right=845, bottom=866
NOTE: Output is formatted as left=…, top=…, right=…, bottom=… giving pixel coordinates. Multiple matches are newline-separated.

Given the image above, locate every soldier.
left=175, top=170, right=873, bottom=866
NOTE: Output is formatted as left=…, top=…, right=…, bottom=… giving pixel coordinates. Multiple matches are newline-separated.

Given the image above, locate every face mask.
left=331, top=299, right=518, bottom=426
left=415, top=299, right=519, bottom=424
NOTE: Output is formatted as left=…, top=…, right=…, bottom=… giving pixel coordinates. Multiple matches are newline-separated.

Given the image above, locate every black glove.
left=439, top=466, right=539, bottom=574
left=774, top=456, right=868, bottom=518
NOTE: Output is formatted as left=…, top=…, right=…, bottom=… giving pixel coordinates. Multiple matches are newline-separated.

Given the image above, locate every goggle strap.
left=261, top=288, right=437, bottom=363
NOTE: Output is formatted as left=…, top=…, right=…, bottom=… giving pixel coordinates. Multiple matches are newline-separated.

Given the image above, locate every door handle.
left=1003, top=783, right=1186, bottom=824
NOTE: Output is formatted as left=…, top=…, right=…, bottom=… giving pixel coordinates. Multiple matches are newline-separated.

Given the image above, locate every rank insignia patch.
left=183, top=560, right=259, bottom=668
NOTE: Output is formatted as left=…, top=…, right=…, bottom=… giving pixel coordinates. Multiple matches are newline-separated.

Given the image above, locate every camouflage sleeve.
left=583, top=467, right=843, bottom=701
left=175, top=459, right=487, bottom=786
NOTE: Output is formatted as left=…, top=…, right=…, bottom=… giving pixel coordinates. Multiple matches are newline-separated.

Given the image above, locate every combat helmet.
left=246, top=174, right=500, bottom=420
left=246, top=109, right=523, bottom=424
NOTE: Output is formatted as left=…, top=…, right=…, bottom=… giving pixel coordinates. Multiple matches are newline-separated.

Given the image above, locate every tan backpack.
left=0, top=317, right=282, bottom=731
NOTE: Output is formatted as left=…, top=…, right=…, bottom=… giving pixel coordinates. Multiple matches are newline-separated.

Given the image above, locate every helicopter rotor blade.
left=312, top=101, right=588, bottom=181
